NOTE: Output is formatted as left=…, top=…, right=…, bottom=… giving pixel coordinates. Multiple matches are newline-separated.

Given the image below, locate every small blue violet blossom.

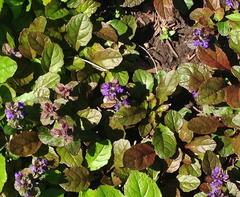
left=30, top=158, right=48, bottom=176
left=193, top=28, right=210, bottom=49
left=208, top=167, right=229, bottom=197
left=14, top=171, right=34, bottom=197
left=5, top=101, right=25, bottom=121
left=226, top=0, right=234, bottom=7
left=100, top=80, right=129, bottom=111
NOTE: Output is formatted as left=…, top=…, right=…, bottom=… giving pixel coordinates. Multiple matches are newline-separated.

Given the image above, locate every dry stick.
left=166, top=39, right=179, bottom=59
left=137, top=44, right=159, bottom=74
left=81, top=58, right=107, bottom=72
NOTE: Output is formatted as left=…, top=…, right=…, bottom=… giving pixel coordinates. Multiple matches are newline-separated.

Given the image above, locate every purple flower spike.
left=30, top=158, right=48, bottom=175
left=207, top=167, right=228, bottom=197
left=192, top=28, right=210, bottom=49
left=5, top=102, right=25, bottom=121
left=226, top=0, right=233, bottom=7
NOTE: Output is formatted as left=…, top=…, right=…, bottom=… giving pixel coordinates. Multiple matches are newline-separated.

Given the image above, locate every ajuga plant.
left=1, top=0, right=240, bottom=197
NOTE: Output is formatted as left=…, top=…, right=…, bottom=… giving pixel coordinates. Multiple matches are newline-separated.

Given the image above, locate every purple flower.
left=100, top=81, right=129, bottom=111
left=193, top=28, right=210, bottom=49
left=207, top=167, right=228, bottom=197
left=30, top=158, right=48, bottom=175
left=14, top=171, right=34, bottom=197
left=40, top=101, right=59, bottom=125
left=5, top=102, right=25, bottom=121
left=226, top=0, right=233, bottom=7
left=51, top=118, right=74, bottom=144
left=55, top=81, right=78, bottom=101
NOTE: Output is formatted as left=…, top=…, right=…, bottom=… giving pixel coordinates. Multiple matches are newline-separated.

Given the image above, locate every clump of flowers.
left=100, top=80, right=129, bottom=111
left=14, top=158, right=48, bottom=197
left=5, top=101, right=25, bottom=128
left=207, top=167, right=229, bottom=197
left=40, top=100, right=60, bottom=125
left=50, top=117, right=74, bottom=144
left=192, top=28, right=210, bottom=49
left=225, top=0, right=239, bottom=8
left=55, top=81, right=78, bottom=101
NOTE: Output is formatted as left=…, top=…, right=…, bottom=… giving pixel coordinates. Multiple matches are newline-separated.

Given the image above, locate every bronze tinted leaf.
left=9, top=132, right=42, bottom=157
left=94, top=23, right=118, bottom=42
left=232, top=135, right=240, bottom=159
left=225, top=85, right=240, bottom=108
left=28, top=32, right=50, bottom=55
left=188, top=116, right=221, bottom=135
left=205, top=0, right=220, bottom=10
left=190, top=8, right=214, bottom=26
left=153, top=0, right=174, bottom=20
left=123, top=143, right=156, bottom=170
left=197, top=46, right=231, bottom=70
left=202, top=150, right=221, bottom=175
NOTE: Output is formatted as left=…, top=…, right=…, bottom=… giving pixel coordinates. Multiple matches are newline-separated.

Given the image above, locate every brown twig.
left=166, top=39, right=179, bottom=58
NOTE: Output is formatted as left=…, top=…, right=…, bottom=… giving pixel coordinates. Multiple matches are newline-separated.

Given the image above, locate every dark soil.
left=132, top=1, right=200, bottom=71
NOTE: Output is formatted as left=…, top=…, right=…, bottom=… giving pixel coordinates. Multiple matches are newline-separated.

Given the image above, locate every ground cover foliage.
left=1, top=0, right=240, bottom=196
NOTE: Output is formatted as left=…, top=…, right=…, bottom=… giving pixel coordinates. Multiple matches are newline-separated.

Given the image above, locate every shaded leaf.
left=56, top=147, right=83, bottom=167
left=202, top=150, right=221, bottom=175
left=152, top=124, right=177, bottom=159
left=123, top=143, right=156, bottom=170
left=60, top=167, right=90, bottom=192
left=122, top=0, right=145, bottom=7
left=9, top=132, right=42, bottom=157
left=197, top=77, right=226, bottom=105
left=179, top=159, right=202, bottom=177
left=132, top=69, right=154, bottom=92
left=190, top=8, right=214, bottom=27
left=113, top=106, right=147, bottom=126
left=124, top=171, right=162, bottom=197
left=188, top=116, right=221, bottom=135
left=197, top=46, right=231, bottom=70
left=28, top=32, right=50, bottom=55
left=94, top=22, right=118, bottom=42
left=232, top=135, right=240, bottom=159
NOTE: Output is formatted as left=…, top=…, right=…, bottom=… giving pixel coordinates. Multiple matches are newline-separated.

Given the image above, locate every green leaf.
left=179, top=159, right=202, bottom=177
left=202, top=150, right=221, bottom=175
left=152, top=124, right=177, bottom=159
left=76, top=0, right=101, bottom=17
left=185, top=136, right=217, bottom=154
left=113, top=139, right=131, bottom=168
left=112, top=70, right=129, bottom=86
left=132, top=69, right=154, bottom=92
left=177, top=175, right=200, bottom=192
left=217, top=21, right=230, bottom=36
left=42, top=0, right=52, bottom=6
left=56, top=147, right=83, bottom=167
left=0, top=154, right=7, bottom=192
left=0, top=0, right=3, bottom=14
left=79, top=185, right=124, bottom=197
left=109, top=19, right=128, bottom=36
left=232, top=113, right=240, bottom=127
left=184, top=0, right=194, bottom=9
left=124, top=171, right=162, bottom=197
left=121, top=15, right=137, bottom=39
left=86, top=140, right=112, bottom=171
left=164, top=110, right=183, bottom=132
left=122, top=0, right=145, bottom=7
left=65, top=13, right=93, bottom=50
left=41, top=42, right=64, bottom=73
left=156, top=70, right=179, bottom=104
left=113, top=106, right=147, bottom=126
left=226, top=13, right=240, bottom=21
left=45, top=0, right=69, bottom=20
left=33, top=72, right=60, bottom=91
left=177, top=63, right=211, bottom=91
left=227, top=182, right=240, bottom=197
left=60, top=167, right=90, bottom=192
left=197, top=77, right=226, bottom=105
left=0, top=56, right=18, bottom=83
left=231, top=66, right=240, bottom=81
